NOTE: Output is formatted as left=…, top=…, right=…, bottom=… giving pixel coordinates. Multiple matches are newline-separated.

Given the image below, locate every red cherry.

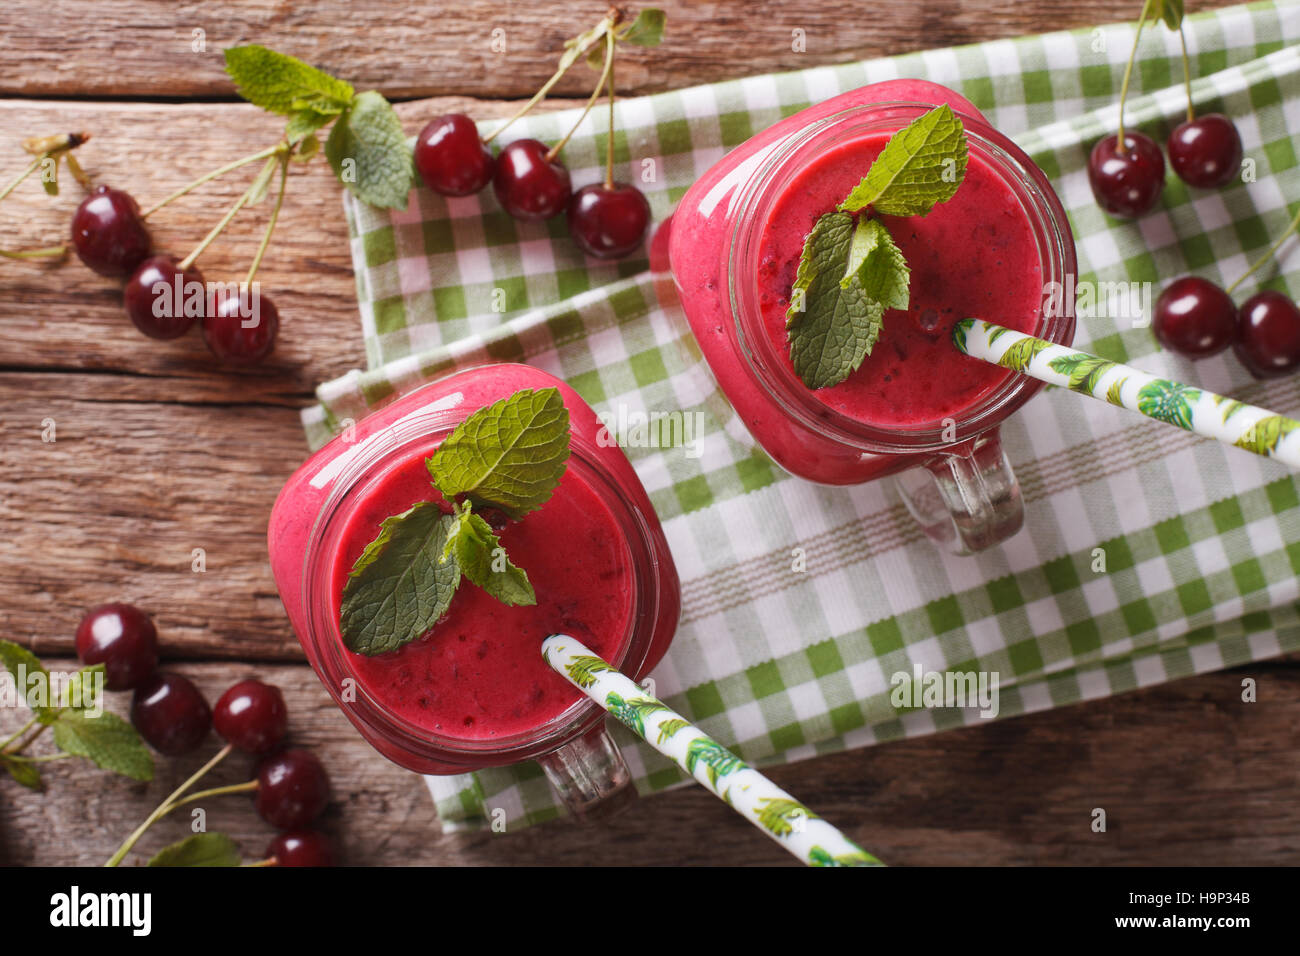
left=70, top=185, right=152, bottom=277
left=1087, top=132, right=1165, bottom=219
left=255, top=749, right=330, bottom=830
left=414, top=113, right=495, bottom=197
left=1152, top=276, right=1235, bottom=358
left=492, top=139, right=571, bottom=220
left=74, top=603, right=159, bottom=691
left=130, top=672, right=212, bottom=755
left=201, top=287, right=279, bottom=364
left=267, top=830, right=335, bottom=867
left=214, top=679, right=288, bottom=754
left=1234, top=290, right=1300, bottom=378
left=566, top=183, right=651, bottom=259
left=123, top=255, right=204, bottom=340
left=1168, top=114, right=1243, bottom=189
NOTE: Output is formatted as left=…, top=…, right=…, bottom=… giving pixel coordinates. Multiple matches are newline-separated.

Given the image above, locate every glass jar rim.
left=726, top=101, right=1078, bottom=453
left=299, top=379, right=663, bottom=766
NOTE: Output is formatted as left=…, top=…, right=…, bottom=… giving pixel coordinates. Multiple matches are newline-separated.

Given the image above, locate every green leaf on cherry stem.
left=148, top=832, right=241, bottom=867
left=324, top=90, right=415, bottom=210
left=3, top=757, right=42, bottom=791
left=224, top=45, right=355, bottom=117
left=619, top=8, right=666, bottom=47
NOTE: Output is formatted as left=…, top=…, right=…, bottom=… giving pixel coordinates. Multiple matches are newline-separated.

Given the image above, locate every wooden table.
left=2, top=0, right=1295, bottom=867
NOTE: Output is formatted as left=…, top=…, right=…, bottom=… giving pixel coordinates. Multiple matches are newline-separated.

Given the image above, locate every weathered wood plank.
left=0, top=1, right=1237, bottom=101
left=1, top=659, right=1295, bottom=866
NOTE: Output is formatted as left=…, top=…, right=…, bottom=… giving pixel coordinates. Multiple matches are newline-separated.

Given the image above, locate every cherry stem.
left=0, top=715, right=39, bottom=753
left=141, top=144, right=285, bottom=220
left=162, top=779, right=259, bottom=816
left=605, top=34, right=616, bottom=190
left=178, top=176, right=257, bottom=272
left=104, top=743, right=233, bottom=867
left=0, top=245, right=67, bottom=260
left=0, top=157, right=41, bottom=204
left=482, top=11, right=620, bottom=146
left=1116, top=0, right=1154, bottom=149
left=6, top=723, right=50, bottom=756
left=245, top=154, right=289, bottom=288
left=4, top=752, right=71, bottom=763
left=1178, top=23, right=1195, bottom=124
left=546, top=27, right=618, bottom=163
left=1226, top=203, right=1300, bottom=295
left=245, top=857, right=278, bottom=867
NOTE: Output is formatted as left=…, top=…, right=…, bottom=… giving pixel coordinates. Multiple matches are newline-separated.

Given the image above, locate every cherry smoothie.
left=268, top=365, right=680, bottom=778
left=329, top=449, right=633, bottom=741
left=755, top=135, right=1044, bottom=428
left=658, top=79, right=1076, bottom=490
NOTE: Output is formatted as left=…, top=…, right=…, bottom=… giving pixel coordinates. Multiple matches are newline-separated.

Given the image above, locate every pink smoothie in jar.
left=655, top=79, right=1076, bottom=490
left=267, top=365, right=680, bottom=785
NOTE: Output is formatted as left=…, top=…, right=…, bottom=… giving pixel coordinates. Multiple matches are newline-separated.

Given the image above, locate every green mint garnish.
left=442, top=509, right=537, bottom=607
left=51, top=709, right=154, bottom=782
left=340, top=388, right=570, bottom=657
left=837, top=104, right=968, bottom=218
left=786, top=212, right=885, bottom=390
left=223, top=45, right=413, bottom=210
left=426, top=387, right=571, bottom=520
left=786, top=105, right=968, bottom=389
left=339, top=502, right=462, bottom=656
left=148, top=833, right=241, bottom=868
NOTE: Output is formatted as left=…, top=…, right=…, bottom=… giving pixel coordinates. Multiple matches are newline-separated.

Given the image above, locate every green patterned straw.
left=953, top=319, right=1300, bottom=469
left=542, top=634, right=882, bottom=867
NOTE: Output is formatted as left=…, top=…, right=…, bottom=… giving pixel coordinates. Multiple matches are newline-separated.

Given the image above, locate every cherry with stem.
left=1167, top=19, right=1242, bottom=189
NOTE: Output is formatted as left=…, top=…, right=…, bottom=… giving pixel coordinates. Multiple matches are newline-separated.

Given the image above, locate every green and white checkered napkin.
left=304, top=1, right=1300, bottom=831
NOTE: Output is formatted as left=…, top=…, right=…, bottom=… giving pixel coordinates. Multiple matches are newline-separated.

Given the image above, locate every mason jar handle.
left=536, top=720, right=637, bottom=819
left=894, top=428, right=1024, bottom=555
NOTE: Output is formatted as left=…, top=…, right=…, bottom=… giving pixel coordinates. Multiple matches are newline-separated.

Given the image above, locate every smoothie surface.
left=759, top=132, right=1043, bottom=427
left=330, top=445, right=634, bottom=741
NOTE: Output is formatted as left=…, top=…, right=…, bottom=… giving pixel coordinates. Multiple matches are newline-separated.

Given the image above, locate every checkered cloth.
left=303, top=0, right=1300, bottom=830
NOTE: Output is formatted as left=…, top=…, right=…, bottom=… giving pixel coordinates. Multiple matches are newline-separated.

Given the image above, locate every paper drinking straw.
left=542, top=634, right=882, bottom=867
left=952, top=318, right=1300, bottom=469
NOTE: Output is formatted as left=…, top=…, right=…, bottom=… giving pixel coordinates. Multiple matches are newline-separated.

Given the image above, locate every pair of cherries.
left=75, top=603, right=333, bottom=866
left=1088, top=114, right=1242, bottom=219
left=1153, top=279, right=1300, bottom=377
left=70, top=186, right=278, bottom=363
left=413, top=113, right=651, bottom=260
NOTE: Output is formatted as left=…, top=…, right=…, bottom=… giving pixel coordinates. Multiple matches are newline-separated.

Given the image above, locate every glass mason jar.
left=656, top=80, right=1077, bottom=554
left=267, top=364, right=680, bottom=816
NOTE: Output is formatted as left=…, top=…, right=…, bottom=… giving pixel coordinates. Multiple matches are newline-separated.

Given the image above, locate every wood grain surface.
left=2, top=0, right=1293, bottom=867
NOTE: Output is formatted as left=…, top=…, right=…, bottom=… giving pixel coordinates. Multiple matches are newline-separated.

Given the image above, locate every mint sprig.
left=786, top=105, right=968, bottom=389
left=223, top=45, right=413, bottom=210
left=340, top=388, right=570, bottom=657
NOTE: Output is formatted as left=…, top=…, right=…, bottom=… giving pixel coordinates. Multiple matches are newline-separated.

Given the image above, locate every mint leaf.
left=444, top=510, right=536, bottom=607
left=3, top=757, right=42, bottom=791
left=59, top=664, right=104, bottom=712
left=841, top=216, right=910, bottom=311
left=223, top=45, right=354, bottom=116
left=285, top=109, right=332, bottom=146
left=339, top=502, right=462, bottom=656
left=52, top=710, right=153, bottom=782
left=0, top=639, right=57, bottom=725
left=148, top=832, right=241, bottom=867
left=838, top=104, right=968, bottom=217
left=786, top=212, right=885, bottom=389
left=619, top=8, right=666, bottom=46
left=427, top=388, right=571, bottom=519
left=325, top=90, right=415, bottom=210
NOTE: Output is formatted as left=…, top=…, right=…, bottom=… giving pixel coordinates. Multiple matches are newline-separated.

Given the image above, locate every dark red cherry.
left=214, top=679, right=288, bottom=754
left=566, top=183, right=651, bottom=259
left=1168, top=114, right=1243, bottom=189
left=255, top=749, right=330, bottom=830
left=414, top=113, right=494, bottom=197
left=1087, top=131, right=1165, bottom=219
left=130, top=672, right=211, bottom=755
left=70, top=185, right=152, bottom=277
left=1234, top=291, right=1300, bottom=378
left=267, top=830, right=335, bottom=867
left=492, top=139, right=571, bottom=220
left=123, top=255, right=204, bottom=340
left=1152, top=276, right=1236, bottom=358
left=74, top=603, right=159, bottom=691
left=201, top=287, right=279, bottom=364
